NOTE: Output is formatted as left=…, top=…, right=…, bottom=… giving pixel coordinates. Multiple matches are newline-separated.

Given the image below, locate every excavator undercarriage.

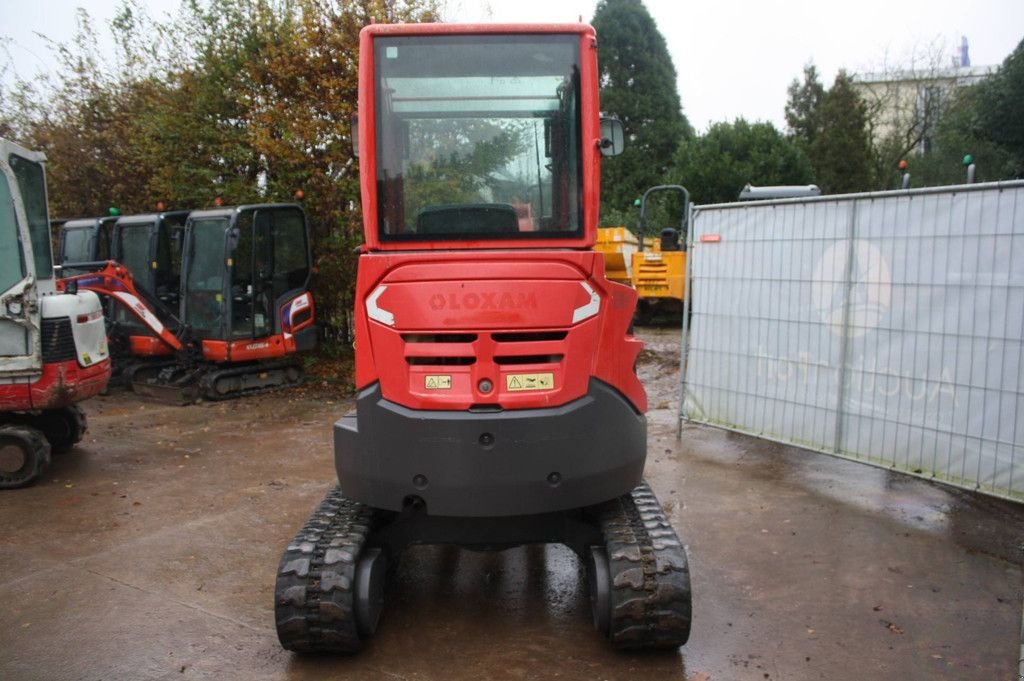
left=275, top=482, right=691, bottom=653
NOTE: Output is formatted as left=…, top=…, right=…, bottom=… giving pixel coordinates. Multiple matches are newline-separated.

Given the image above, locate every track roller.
left=354, top=548, right=388, bottom=637
left=586, top=545, right=612, bottom=634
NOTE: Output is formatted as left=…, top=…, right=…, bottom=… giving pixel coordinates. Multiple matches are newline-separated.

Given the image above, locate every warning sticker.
left=506, top=373, right=554, bottom=392
left=424, top=375, right=452, bottom=390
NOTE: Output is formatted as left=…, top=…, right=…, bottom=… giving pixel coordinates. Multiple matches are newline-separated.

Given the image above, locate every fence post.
left=677, top=202, right=697, bottom=439
left=833, top=201, right=859, bottom=455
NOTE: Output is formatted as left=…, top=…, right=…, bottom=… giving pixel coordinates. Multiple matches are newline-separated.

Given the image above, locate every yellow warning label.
left=506, top=373, right=554, bottom=392
left=424, top=375, right=452, bottom=390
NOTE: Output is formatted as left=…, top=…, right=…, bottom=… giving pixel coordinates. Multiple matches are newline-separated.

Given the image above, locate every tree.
left=1, top=0, right=440, bottom=344
left=785, top=65, right=874, bottom=193
left=908, top=84, right=1014, bottom=186
left=974, top=37, right=1024, bottom=177
left=809, top=71, right=874, bottom=193
left=591, top=0, right=692, bottom=220
left=784, top=63, right=826, bottom=146
left=673, top=118, right=814, bottom=204
left=868, top=37, right=1024, bottom=186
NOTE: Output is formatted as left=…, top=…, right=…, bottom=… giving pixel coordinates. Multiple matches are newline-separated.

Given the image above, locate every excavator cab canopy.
left=112, top=211, right=188, bottom=303
left=57, top=216, right=116, bottom=277
left=181, top=204, right=311, bottom=342
left=360, top=24, right=605, bottom=251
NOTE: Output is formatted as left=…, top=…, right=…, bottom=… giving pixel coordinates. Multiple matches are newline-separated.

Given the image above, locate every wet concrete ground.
left=2, top=327, right=1022, bottom=680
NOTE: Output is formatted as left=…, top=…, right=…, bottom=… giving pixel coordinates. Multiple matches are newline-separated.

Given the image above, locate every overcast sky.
left=3, top=0, right=1022, bottom=131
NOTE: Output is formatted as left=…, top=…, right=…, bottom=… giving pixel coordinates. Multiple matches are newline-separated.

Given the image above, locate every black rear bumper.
left=334, top=379, right=646, bottom=517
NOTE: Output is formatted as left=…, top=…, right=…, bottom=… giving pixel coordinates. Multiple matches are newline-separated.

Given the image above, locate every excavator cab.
left=368, top=32, right=586, bottom=244
left=57, top=216, right=116, bottom=277
left=181, top=204, right=315, bottom=358
left=104, top=211, right=188, bottom=362
left=112, top=211, right=187, bottom=308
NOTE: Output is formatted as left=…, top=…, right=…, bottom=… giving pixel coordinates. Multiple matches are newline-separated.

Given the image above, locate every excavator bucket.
left=130, top=379, right=200, bottom=405
left=129, top=364, right=203, bottom=405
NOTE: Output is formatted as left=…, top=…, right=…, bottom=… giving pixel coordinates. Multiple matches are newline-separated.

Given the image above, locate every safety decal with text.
left=506, top=373, right=555, bottom=392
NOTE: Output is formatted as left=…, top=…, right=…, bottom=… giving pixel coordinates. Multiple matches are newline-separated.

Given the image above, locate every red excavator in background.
left=0, top=138, right=111, bottom=488
left=105, top=210, right=189, bottom=377
left=58, top=209, right=191, bottom=383
left=275, top=22, right=692, bottom=653
left=57, top=203, right=316, bottom=402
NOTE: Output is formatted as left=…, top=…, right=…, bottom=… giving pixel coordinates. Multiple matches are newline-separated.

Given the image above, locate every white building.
left=851, top=40, right=997, bottom=155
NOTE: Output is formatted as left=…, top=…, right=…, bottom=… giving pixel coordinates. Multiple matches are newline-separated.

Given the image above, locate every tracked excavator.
left=57, top=203, right=316, bottom=402
left=274, top=23, right=692, bottom=652
left=0, top=139, right=111, bottom=488
left=59, top=210, right=190, bottom=383
left=100, top=209, right=189, bottom=385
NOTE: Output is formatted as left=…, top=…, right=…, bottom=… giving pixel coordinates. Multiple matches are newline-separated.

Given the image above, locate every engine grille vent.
left=41, top=317, right=76, bottom=363
left=400, top=330, right=568, bottom=368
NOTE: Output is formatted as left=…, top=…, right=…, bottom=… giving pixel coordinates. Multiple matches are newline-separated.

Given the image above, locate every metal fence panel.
left=681, top=181, right=1024, bottom=502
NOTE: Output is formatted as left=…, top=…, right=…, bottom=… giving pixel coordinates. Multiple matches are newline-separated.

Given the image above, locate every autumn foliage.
left=1, top=0, right=439, bottom=346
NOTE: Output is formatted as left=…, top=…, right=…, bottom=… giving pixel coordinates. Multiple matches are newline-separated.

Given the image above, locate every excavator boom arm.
left=56, top=261, right=183, bottom=353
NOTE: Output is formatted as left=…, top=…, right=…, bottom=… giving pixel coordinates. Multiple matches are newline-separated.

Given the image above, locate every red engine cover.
left=0, top=358, right=111, bottom=411
left=353, top=250, right=645, bottom=413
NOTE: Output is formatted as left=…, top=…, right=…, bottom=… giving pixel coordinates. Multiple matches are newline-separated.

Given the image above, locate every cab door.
left=0, top=143, right=44, bottom=374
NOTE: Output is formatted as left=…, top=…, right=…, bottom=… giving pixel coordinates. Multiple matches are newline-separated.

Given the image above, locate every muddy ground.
left=2, top=327, right=1022, bottom=681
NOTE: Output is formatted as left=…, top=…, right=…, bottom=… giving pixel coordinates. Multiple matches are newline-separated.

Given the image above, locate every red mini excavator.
left=58, top=204, right=316, bottom=402
left=58, top=209, right=190, bottom=383
left=275, top=23, right=692, bottom=652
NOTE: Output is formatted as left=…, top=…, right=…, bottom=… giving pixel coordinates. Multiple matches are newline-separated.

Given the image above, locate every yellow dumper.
left=596, top=186, right=689, bottom=319
left=594, top=226, right=639, bottom=286
left=631, top=236, right=686, bottom=303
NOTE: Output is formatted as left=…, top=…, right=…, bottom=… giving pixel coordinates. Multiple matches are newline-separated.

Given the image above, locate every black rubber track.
left=274, top=486, right=376, bottom=654
left=131, top=361, right=303, bottom=404
left=595, top=481, right=692, bottom=650
left=198, top=360, right=304, bottom=402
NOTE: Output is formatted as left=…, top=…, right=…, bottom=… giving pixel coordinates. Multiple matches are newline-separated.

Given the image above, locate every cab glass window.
left=374, top=34, right=582, bottom=243
left=9, top=153, right=53, bottom=278
left=60, top=227, right=93, bottom=263
left=0, top=171, right=26, bottom=292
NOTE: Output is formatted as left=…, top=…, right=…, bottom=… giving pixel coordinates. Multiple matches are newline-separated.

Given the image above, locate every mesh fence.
left=681, top=181, right=1024, bottom=502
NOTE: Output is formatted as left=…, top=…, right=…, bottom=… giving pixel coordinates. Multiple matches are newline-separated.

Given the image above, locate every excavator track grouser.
left=590, top=482, right=692, bottom=649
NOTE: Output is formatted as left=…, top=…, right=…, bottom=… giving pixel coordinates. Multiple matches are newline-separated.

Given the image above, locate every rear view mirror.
left=599, top=117, right=625, bottom=157
left=350, top=112, right=359, bottom=158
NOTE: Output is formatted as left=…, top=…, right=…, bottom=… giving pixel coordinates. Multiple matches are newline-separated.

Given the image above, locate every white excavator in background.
left=0, top=138, right=111, bottom=488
